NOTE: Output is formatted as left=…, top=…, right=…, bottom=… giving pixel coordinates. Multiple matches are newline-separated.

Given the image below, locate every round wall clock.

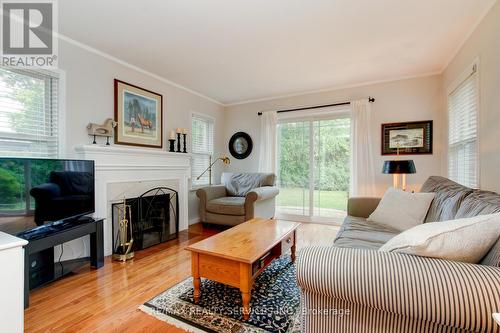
left=229, top=132, right=253, bottom=159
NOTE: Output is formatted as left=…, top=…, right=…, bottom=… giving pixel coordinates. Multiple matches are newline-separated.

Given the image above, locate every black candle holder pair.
left=169, top=133, right=187, bottom=153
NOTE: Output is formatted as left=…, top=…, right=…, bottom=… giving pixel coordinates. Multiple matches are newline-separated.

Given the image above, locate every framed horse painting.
left=114, top=79, right=163, bottom=148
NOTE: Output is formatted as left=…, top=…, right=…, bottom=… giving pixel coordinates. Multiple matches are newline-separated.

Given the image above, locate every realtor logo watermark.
left=1, top=0, right=58, bottom=67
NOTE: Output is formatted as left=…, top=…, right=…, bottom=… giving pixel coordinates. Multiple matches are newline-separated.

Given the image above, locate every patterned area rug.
left=140, top=257, right=301, bottom=333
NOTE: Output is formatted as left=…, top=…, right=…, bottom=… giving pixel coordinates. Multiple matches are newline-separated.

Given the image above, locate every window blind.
left=448, top=66, right=478, bottom=188
left=191, top=114, right=214, bottom=186
left=0, top=68, right=59, bottom=158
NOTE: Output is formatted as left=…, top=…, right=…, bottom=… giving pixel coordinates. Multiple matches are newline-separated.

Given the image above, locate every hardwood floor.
left=24, top=221, right=339, bottom=333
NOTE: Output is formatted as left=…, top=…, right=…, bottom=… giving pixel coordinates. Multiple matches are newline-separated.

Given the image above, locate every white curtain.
left=258, top=111, right=278, bottom=173
left=350, top=99, right=376, bottom=197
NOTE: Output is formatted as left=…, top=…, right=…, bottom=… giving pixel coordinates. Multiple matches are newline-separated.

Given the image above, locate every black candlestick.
left=176, top=133, right=181, bottom=152
left=169, top=139, right=175, bottom=152
left=182, top=133, right=187, bottom=153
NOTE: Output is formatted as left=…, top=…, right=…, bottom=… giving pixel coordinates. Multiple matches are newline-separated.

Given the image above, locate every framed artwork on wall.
left=228, top=132, right=253, bottom=159
left=381, top=120, right=433, bottom=155
left=114, top=79, right=163, bottom=148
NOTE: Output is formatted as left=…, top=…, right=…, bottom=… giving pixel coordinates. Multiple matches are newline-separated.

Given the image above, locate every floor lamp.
left=382, top=160, right=416, bottom=191
left=196, top=156, right=231, bottom=186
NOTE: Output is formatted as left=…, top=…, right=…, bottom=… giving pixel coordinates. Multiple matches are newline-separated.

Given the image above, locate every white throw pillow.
left=379, top=213, right=500, bottom=263
left=367, top=188, right=435, bottom=231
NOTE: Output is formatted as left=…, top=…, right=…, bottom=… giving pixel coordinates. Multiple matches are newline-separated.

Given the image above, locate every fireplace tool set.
left=113, top=198, right=135, bottom=261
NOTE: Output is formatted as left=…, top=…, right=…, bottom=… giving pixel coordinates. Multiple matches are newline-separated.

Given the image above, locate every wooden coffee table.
left=186, top=218, right=300, bottom=320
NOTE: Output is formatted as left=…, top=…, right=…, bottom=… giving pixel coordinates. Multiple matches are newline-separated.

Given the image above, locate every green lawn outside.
left=277, top=187, right=348, bottom=211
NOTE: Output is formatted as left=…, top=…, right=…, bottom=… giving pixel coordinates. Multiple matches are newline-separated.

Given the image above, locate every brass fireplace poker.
left=113, top=198, right=135, bottom=261
left=196, top=156, right=230, bottom=186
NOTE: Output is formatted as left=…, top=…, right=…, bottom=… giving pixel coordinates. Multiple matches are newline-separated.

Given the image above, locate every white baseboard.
left=189, top=217, right=201, bottom=225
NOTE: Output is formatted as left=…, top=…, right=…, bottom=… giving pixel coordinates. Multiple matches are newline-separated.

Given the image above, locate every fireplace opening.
left=112, top=187, right=179, bottom=252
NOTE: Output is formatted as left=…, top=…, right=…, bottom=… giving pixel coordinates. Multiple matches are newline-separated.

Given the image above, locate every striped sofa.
left=297, top=176, right=500, bottom=333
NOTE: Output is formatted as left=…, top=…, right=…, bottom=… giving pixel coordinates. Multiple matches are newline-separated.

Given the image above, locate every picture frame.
left=228, top=132, right=253, bottom=160
left=381, top=120, right=433, bottom=155
left=114, top=79, right=163, bottom=148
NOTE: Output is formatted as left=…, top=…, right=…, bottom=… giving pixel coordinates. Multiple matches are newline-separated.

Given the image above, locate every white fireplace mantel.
left=74, top=144, right=191, bottom=256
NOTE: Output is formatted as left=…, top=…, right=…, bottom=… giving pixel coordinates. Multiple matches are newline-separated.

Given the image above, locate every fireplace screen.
left=112, top=187, right=179, bottom=252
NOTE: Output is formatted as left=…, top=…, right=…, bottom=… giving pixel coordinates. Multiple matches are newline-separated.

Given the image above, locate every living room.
left=0, top=0, right=499, bottom=332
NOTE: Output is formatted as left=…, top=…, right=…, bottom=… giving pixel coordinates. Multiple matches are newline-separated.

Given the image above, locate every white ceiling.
left=59, top=0, right=497, bottom=105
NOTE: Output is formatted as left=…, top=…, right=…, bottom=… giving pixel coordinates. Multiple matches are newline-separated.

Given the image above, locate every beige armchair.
left=196, top=172, right=279, bottom=226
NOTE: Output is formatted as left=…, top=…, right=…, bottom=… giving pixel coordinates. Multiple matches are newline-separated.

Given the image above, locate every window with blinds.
left=448, top=64, right=479, bottom=188
left=191, top=114, right=214, bottom=186
left=0, top=68, right=59, bottom=158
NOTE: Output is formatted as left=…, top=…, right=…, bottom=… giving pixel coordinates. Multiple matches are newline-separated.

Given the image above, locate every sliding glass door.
left=276, top=121, right=311, bottom=217
left=276, top=113, right=350, bottom=223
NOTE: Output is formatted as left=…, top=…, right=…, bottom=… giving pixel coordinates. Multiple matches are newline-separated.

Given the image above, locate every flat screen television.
left=0, top=158, right=95, bottom=236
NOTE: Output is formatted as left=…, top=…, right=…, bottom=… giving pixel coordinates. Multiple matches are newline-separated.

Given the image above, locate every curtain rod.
left=257, top=97, right=375, bottom=116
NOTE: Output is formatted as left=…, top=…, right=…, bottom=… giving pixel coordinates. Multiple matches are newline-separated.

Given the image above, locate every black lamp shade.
left=382, top=160, right=416, bottom=174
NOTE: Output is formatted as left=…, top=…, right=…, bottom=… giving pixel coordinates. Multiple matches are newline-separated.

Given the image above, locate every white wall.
left=53, top=38, right=225, bottom=260
left=15, top=1, right=498, bottom=263
left=58, top=39, right=226, bottom=224
left=443, top=0, right=500, bottom=193
left=224, top=75, right=445, bottom=196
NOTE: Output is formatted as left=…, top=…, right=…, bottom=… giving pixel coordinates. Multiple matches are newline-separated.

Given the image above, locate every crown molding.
left=56, top=33, right=225, bottom=106
left=224, top=71, right=442, bottom=107
left=56, top=0, right=496, bottom=109
left=440, top=0, right=498, bottom=72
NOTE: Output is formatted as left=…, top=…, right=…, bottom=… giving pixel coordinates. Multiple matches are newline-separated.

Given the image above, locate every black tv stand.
left=22, top=217, right=104, bottom=308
